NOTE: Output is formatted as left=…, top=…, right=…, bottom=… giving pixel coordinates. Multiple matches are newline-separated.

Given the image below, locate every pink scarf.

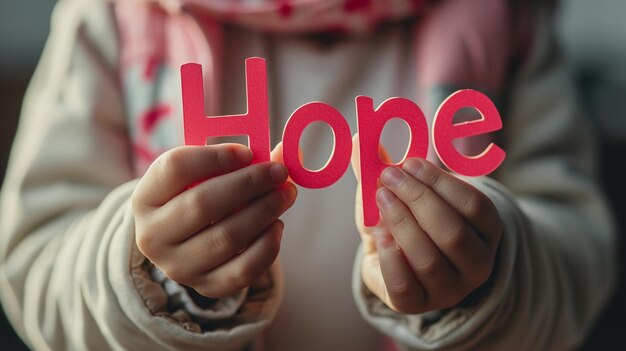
left=112, top=0, right=512, bottom=175
left=151, top=0, right=432, bottom=34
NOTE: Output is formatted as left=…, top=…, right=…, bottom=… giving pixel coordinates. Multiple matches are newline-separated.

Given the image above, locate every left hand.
left=352, top=140, right=502, bottom=314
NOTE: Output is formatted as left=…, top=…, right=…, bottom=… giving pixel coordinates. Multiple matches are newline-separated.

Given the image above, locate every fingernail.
left=270, top=163, right=288, bottom=184
left=381, top=167, right=405, bottom=187
left=377, top=187, right=397, bottom=208
left=403, top=158, right=423, bottom=178
left=235, top=147, right=253, bottom=163
left=280, top=184, right=296, bottom=202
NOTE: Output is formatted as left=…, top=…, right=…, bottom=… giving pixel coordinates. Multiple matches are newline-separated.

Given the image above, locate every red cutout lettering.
left=433, top=90, right=505, bottom=177
left=356, top=97, right=429, bottom=227
left=181, top=59, right=506, bottom=228
left=181, top=57, right=270, bottom=164
left=282, top=102, right=352, bottom=188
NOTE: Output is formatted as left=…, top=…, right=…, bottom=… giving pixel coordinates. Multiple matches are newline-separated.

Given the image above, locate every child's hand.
left=353, top=148, right=501, bottom=314
left=132, top=144, right=297, bottom=298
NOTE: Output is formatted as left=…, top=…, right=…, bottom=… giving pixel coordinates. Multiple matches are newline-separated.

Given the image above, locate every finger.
left=379, top=144, right=393, bottom=164
left=350, top=134, right=393, bottom=182
left=371, top=228, right=426, bottom=314
left=381, top=167, right=493, bottom=290
left=135, top=144, right=253, bottom=207
left=352, top=133, right=394, bottom=241
left=376, top=186, right=462, bottom=308
left=271, top=142, right=298, bottom=184
left=271, top=141, right=304, bottom=164
left=171, top=183, right=296, bottom=274
left=351, top=134, right=362, bottom=181
left=402, top=158, right=502, bottom=246
left=270, top=142, right=284, bottom=164
left=354, top=181, right=387, bottom=255
left=193, top=220, right=284, bottom=298
left=159, top=162, right=290, bottom=241
left=361, top=253, right=387, bottom=304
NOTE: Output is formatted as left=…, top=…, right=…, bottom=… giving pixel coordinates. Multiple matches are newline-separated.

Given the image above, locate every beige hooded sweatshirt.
left=0, top=0, right=616, bottom=350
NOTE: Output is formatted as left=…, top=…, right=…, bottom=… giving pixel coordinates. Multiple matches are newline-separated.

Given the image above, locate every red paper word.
left=181, top=57, right=505, bottom=227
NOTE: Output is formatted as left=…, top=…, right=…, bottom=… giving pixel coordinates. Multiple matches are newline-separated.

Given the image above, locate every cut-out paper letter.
left=432, top=89, right=505, bottom=177
left=282, top=102, right=352, bottom=188
left=181, top=58, right=507, bottom=229
left=181, top=57, right=270, bottom=164
left=356, top=97, right=429, bottom=227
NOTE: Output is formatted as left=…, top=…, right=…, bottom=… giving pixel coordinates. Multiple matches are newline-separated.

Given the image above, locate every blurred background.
left=0, top=0, right=625, bottom=349
left=558, top=1, right=626, bottom=349
left=0, top=1, right=57, bottom=348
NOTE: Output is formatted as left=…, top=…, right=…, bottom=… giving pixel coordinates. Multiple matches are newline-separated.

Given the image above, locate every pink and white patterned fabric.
left=155, top=0, right=433, bottom=34
left=112, top=0, right=512, bottom=177
left=113, top=0, right=433, bottom=173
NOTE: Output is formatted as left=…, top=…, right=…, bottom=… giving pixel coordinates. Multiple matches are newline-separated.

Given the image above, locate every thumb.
left=271, top=141, right=299, bottom=184
left=271, top=141, right=305, bottom=164
left=350, top=134, right=393, bottom=183
left=350, top=134, right=362, bottom=181
left=270, top=142, right=284, bottom=164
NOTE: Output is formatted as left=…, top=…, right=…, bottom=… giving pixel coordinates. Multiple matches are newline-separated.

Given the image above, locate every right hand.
left=132, top=144, right=297, bottom=298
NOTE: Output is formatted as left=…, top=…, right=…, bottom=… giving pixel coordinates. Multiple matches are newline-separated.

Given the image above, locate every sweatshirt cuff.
left=107, top=181, right=284, bottom=350
left=150, top=266, right=248, bottom=322
left=352, top=177, right=522, bottom=349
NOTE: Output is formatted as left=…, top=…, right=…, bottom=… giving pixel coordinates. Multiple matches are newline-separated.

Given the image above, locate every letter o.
left=282, top=102, right=352, bottom=188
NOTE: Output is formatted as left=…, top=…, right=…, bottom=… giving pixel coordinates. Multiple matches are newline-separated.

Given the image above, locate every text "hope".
left=181, top=57, right=505, bottom=227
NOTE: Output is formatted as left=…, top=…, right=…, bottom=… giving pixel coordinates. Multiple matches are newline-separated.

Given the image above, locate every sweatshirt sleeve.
left=0, top=1, right=282, bottom=350
left=352, top=7, right=616, bottom=351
